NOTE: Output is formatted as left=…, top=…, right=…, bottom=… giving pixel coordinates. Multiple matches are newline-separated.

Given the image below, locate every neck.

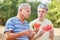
left=16, top=15, right=25, bottom=23
left=38, top=17, right=44, bottom=22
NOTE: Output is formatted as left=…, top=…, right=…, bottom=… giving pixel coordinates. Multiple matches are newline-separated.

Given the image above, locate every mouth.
left=26, top=16, right=30, bottom=18
left=40, top=14, right=44, bottom=17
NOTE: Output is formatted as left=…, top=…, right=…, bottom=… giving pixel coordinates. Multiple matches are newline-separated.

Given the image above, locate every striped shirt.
left=4, top=17, right=30, bottom=40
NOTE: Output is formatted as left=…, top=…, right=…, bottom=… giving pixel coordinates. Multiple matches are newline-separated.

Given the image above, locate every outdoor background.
left=0, top=0, right=60, bottom=40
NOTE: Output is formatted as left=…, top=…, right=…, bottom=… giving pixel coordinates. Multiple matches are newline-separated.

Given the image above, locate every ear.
left=19, top=9, right=23, bottom=14
left=20, top=9, right=22, bottom=11
left=45, top=11, right=47, bottom=15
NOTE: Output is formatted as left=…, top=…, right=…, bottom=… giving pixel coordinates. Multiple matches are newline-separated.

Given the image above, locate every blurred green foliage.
left=46, top=0, right=60, bottom=28
left=0, top=0, right=60, bottom=28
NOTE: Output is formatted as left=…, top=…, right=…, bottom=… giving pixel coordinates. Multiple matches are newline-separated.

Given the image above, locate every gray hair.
left=18, top=3, right=31, bottom=13
left=37, top=4, right=48, bottom=11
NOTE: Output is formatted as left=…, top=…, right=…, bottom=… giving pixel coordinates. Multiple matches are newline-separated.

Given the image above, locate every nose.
left=27, top=13, right=30, bottom=16
left=39, top=12, right=44, bottom=15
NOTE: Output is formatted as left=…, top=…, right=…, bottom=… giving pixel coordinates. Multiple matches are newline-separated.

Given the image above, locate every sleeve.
left=49, top=20, right=54, bottom=31
left=29, top=21, right=34, bottom=30
left=50, top=21, right=54, bottom=28
left=4, top=19, right=15, bottom=33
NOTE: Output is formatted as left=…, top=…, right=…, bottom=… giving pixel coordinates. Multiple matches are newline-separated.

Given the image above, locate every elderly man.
left=29, top=4, right=54, bottom=40
left=4, top=3, right=36, bottom=40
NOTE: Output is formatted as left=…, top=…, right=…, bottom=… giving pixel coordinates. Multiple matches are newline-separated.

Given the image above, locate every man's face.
left=20, top=7, right=31, bottom=19
left=37, top=8, right=47, bottom=18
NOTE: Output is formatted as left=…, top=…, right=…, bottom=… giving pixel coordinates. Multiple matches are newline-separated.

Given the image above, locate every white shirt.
left=29, top=18, right=54, bottom=40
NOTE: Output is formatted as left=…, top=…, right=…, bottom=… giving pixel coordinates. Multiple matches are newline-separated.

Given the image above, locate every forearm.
left=5, top=30, right=30, bottom=40
left=49, top=33, right=54, bottom=40
left=49, top=30, right=54, bottom=40
left=29, top=32, right=43, bottom=40
left=36, top=33, right=44, bottom=39
left=29, top=35, right=36, bottom=40
left=28, top=29, right=37, bottom=40
left=34, top=30, right=44, bottom=39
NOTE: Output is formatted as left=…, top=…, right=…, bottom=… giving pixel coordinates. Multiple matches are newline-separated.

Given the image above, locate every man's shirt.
left=4, top=17, right=30, bottom=40
left=29, top=18, right=54, bottom=40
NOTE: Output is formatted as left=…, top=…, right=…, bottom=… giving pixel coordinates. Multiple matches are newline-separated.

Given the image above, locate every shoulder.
left=6, top=17, right=17, bottom=23
left=29, top=19, right=38, bottom=24
left=45, top=19, right=52, bottom=23
left=44, top=18, right=53, bottom=26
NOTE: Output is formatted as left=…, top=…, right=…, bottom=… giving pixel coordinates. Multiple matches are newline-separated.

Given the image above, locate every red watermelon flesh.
left=34, top=23, right=41, bottom=29
left=42, top=25, right=52, bottom=31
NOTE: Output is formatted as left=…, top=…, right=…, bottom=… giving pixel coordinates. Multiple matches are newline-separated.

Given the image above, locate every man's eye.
left=39, top=11, right=41, bottom=12
left=42, top=11, right=45, bottom=13
left=38, top=11, right=45, bottom=13
left=27, top=10, right=29, bottom=12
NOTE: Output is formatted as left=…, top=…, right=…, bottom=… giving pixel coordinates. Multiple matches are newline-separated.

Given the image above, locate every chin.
left=25, top=17, right=29, bottom=19
left=27, top=17, right=29, bottom=19
left=40, top=15, right=44, bottom=17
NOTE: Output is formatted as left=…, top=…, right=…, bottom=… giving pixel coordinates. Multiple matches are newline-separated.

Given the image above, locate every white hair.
left=18, top=3, right=31, bottom=13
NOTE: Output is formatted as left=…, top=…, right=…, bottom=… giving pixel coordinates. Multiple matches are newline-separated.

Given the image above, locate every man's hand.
left=25, top=29, right=39, bottom=40
left=34, top=28, right=39, bottom=33
left=24, top=29, right=36, bottom=36
left=28, top=29, right=37, bottom=40
left=23, top=30, right=31, bottom=36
